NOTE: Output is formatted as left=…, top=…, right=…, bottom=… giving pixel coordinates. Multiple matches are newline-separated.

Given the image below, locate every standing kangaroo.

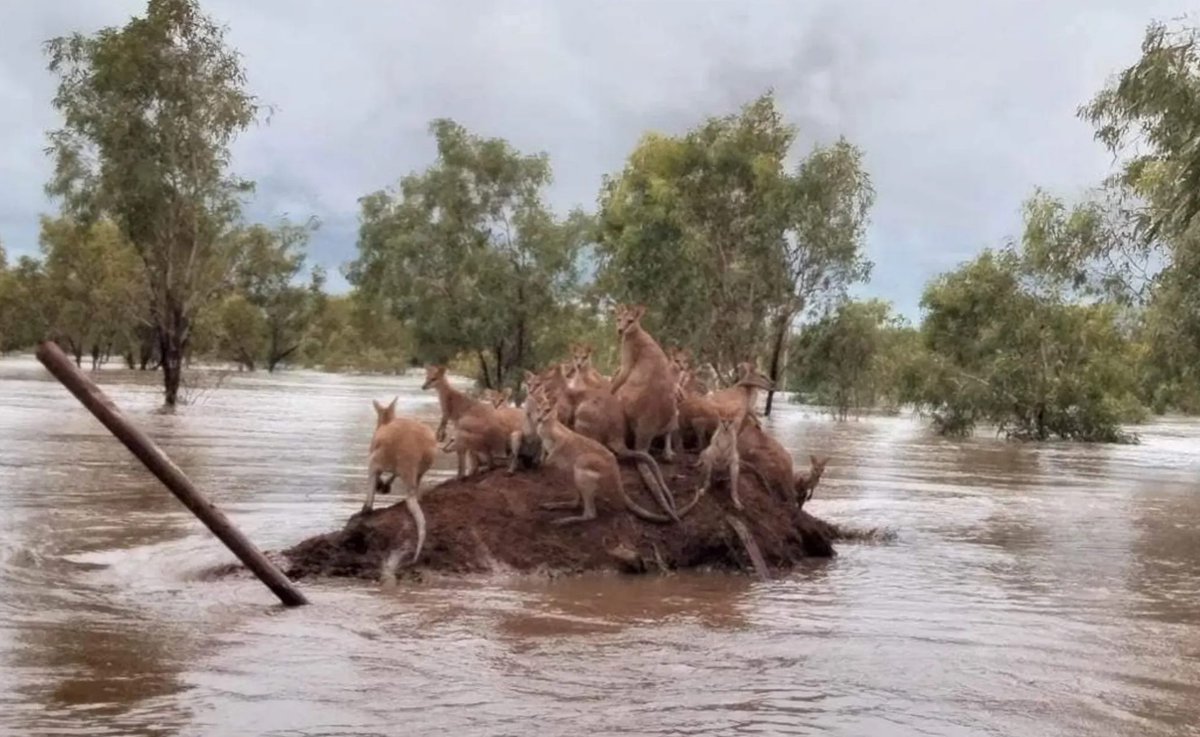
left=690, top=415, right=744, bottom=510
left=363, top=397, right=436, bottom=563
left=546, top=379, right=678, bottom=520
left=422, top=365, right=512, bottom=479
left=609, top=305, right=682, bottom=511
left=532, top=395, right=671, bottom=525
left=681, top=366, right=774, bottom=513
left=674, top=369, right=722, bottom=450
left=482, top=387, right=528, bottom=473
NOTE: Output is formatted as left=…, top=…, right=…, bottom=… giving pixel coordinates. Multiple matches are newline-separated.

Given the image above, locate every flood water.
left=0, top=355, right=1198, bottom=736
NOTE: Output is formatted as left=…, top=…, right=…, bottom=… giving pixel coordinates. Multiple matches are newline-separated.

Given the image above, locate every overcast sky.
left=0, top=1, right=1189, bottom=317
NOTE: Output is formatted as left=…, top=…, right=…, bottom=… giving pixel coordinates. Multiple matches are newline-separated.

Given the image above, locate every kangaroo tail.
left=614, top=476, right=672, bottom=524
left=611, top=446, right=680, bottom=521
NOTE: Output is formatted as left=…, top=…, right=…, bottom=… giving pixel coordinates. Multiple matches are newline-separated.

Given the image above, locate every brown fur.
left=675, top=369, right=722, bottom=450
left=532, top=395, right=671, bottom=525
left=422, top=365, right=512, bottom=479
left=610, top=305, right=681, bottom=475
left=545, top=380, right=678, bottom=520
left=684, top=415, right=743, bottom=512
left=363, top=397, right=437, bottom=562
left=738, top=415, right=796, bottom=505
left=709, top=361, right=763, bottom=417
left=794, top=455, right=829, bottom=508
left=568, top=343, right=610, bottom=391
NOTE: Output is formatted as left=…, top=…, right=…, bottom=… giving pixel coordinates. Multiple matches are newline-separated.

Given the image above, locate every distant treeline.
left=0, top=0, right=1196, bottom=443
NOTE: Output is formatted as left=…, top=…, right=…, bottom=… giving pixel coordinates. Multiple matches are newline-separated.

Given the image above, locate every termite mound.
left=281, top=450, right=865, bottom=581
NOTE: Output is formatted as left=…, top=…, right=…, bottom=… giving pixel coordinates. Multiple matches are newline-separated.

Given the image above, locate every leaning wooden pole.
left=36, top=341, right=309, bottom=607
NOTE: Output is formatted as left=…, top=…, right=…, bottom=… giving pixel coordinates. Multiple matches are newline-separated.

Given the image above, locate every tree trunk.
left=477, top=351, right=493, bottom=390
left=763, top=311, right=794, bottom=417
left=158, top=304, right=189, bottom=407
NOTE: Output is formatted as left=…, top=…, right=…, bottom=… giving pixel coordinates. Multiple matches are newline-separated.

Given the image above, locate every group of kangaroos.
left=363, top=304, right=829, bottom=562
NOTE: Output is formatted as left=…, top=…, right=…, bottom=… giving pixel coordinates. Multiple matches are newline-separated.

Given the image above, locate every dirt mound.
left=282, top=451, right=847, bottom=581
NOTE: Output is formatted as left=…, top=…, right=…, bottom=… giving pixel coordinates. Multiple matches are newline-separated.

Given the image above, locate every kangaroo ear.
left=810, top=454, right=819, bottom=465
left=372, top=399, right=383, bottom=416
left=633, top=304, right=646, bottom=319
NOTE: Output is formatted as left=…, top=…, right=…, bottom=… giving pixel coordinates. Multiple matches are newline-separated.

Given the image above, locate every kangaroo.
left=480, top=386, right=528, bottom=472
left=422, top=365, right=511, bottom=479
left=532, top=395, right=671, bottom=525
left=544, top=379, right=678, bottom=520
left=794, top=455, right=829, bottom=508
left=687, top=415, right=744, bottom=511
left=738, top=413, right=797, bottom=505
left=675, top=369, right=722, bottom=450
left=610, top=304, right=682, bottom=489
left=363, top=397, right=436, bottom=562
left=709, top=361, right=763, bottom=417
left=568, top=343, right=610, bottom=391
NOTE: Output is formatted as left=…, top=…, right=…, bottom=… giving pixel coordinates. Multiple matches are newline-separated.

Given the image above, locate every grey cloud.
left=0, top=0, right=1189, bottom=312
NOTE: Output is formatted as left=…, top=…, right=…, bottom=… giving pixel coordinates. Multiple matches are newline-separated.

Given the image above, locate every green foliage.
left=37, top=217, right=147, bottom=366
left=787, top=299, right=912, bottom=419
left=229, top=221, right=324, bottom=371
left=347, top=119, right=589, bottom=388
left=45, top=0, right=259, bottom=404
left=595, top=92, right=873, bottom=388
left=1082, top=20, right=1200, bottom=242
left=297, top=294, right=411, bottom=374
left=914, top=245, right=1144, bottom=442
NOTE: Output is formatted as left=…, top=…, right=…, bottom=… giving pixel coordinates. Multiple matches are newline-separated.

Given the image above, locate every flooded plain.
left=0, top=355, right=1198, bottom=736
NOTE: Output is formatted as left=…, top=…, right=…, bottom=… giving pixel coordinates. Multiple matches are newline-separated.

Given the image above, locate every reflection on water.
left=1, top=354, right=1198, bottom=736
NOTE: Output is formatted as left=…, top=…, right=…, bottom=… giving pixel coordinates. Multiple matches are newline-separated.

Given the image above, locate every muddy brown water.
left=0, top=355, right=1198, bottom=736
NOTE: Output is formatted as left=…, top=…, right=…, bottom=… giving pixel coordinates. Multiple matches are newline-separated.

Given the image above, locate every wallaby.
left=422, top=365, right=511, bottom=479
left=544, top=379, right=679, bottom=520
left=709, top=361, right=763, bottom=417
left=363, top=397, right=436, bottom=563
left=568, top=343, right=610, bottom=391
left=794, top=455, right=829, bottom=508
left=481, top=387, right=528, bottom=473
left=675, top=368, right=722, bottom=450
left=532, top=394, right=671, bottom=525
left=610, top=304, right=682, bottom=494
left=738, top=413, right=797, bottom=505
left=684, top=414, right=744, bottom=512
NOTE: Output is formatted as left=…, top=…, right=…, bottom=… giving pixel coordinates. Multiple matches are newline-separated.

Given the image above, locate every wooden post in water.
left=35, top=340, right=309, bottom=607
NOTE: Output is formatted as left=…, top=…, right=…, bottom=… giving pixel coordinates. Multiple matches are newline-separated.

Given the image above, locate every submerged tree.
left=788, top=299, right=913, bottom=419
left=229, top=221, right=323, bottom=372
left=596, top=93, right=872, bottom=403
left=45, top=0, right=259, bottom=404
left=347, top=119, right=588, bottom=388
left=38, top=217, right=146, bottom=368
left=915, top=244, right=1143, bottom=442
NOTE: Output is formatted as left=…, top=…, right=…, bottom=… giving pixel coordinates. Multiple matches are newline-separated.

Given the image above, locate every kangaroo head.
left=614, top=303, right=646, bottom=336
left=481, top=388, right=507, bottom=408
left=717, top=415, right=739, bottom=437
left=669, top=346, right=692, bottom=372
left=533, top=393, right=558, bottom=430
left=810, top=455, right=829, bottom=477
left=371, top=396, right=398, bottom=427
left=421, top=364, right=446, bottom=390
left=571, top=343, right=593, bottom=372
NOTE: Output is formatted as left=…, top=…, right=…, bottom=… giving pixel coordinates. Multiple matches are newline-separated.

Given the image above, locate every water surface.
left=1, top=355, right=1197, bottom=736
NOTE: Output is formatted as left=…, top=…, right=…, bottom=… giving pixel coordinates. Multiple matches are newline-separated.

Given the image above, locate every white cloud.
left=0, top=0, right=1187, bottom=312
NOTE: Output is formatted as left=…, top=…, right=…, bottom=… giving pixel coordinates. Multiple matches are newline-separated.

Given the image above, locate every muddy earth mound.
left=282, top=451, right=860, bottom=581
